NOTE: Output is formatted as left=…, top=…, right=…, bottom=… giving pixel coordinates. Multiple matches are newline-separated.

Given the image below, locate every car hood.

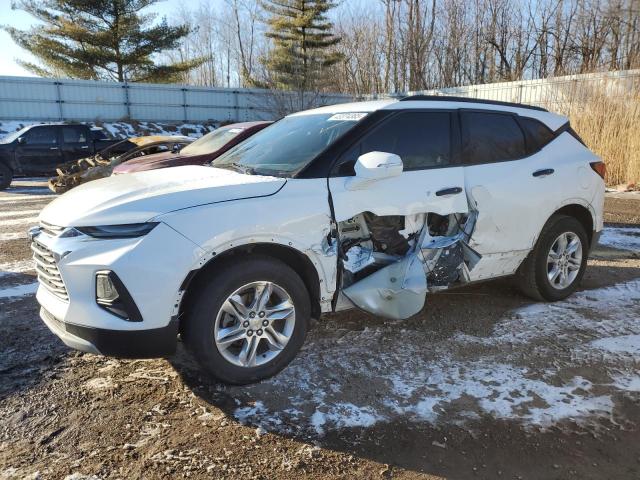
left=40, top=166, right=286, bottom=227
left=113, top=151, right=211, bottom=174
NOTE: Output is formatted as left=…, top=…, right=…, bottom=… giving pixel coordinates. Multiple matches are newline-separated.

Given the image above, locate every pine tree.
left=261, top=0, right=342, bottom=102
left=5, top=0, right=204, bottom=83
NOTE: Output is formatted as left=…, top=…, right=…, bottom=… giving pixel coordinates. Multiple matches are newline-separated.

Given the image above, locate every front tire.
left=0, top=163, right=12, bottom=190
left=516, top=215, right=588, bottom=302
left=183, top=255, right=311, bottom=385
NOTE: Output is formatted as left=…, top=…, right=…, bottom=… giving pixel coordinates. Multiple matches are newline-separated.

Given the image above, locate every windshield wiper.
left=230, top=162, right=256, bottom=175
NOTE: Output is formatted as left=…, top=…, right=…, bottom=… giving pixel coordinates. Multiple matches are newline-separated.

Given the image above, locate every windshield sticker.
left=328, top=112, right=368, bottom=122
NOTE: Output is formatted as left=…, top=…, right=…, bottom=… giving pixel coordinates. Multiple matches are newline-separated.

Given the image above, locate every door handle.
left=435, top=187, right=463, bottom=196
left=49, top=147, right=59, bottom=150
left=80, top=145, right=89, bottom=149
left=532, top=168, right=554, bottom=177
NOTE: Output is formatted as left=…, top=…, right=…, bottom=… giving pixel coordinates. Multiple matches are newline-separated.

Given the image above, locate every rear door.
left=461, top=110, right=564, bottom=280
left=60, top=125, right=92, bottom=162
left=16, top=125, right=63, bottom=174
left=328, top=110, right=469, bottom=318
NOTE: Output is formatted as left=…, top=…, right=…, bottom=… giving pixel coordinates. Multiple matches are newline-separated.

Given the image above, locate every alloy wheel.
left=547, top=231, right=583, bottom=289
left=213, top=281, right=296, bottom=367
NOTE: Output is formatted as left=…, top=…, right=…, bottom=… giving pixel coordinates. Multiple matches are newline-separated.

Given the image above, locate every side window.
left=333, top=111, right=451, bottom=176
left=25, top=127, right=58, bottom=145
left=518, top=116, right=555, bottom=153
left=91, top=129, right=108, bottom=140
left=461, top=112, right=525, bottom=164
left=62, top=126, right=88, bottom=143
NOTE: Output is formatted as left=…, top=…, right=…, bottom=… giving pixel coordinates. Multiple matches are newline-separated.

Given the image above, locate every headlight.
left=76, top=222, right=159, bottom=239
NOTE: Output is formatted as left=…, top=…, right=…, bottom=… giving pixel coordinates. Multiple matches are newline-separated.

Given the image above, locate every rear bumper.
left=40, top=307, right=178, bottom=358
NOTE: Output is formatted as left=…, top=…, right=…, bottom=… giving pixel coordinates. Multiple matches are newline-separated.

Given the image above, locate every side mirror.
left=17, top=137, right=26, bottom=145
left=172, top=143, right=181, bottom=153
left=346, top=151, right=403, bottom=190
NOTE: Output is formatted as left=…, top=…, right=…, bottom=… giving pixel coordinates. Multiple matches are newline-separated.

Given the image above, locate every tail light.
left=590, top=161, right=606, bottom=180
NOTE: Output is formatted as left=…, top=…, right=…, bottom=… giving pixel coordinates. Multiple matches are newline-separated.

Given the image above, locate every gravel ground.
left=1, top=179, right=640, bottom=480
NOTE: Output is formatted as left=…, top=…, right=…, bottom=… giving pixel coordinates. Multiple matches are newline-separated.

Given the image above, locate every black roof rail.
left=399, top=95, right=548, bottom=112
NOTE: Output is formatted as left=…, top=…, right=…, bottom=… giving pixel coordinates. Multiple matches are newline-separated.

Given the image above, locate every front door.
left=17, top=126, right=63, bottom=174
left=328, top=110, right=472, bottom=319
left=60, top=125, right=91, bottom=162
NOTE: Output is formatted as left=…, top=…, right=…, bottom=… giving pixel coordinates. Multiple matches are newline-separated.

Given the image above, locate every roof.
left=289, top=97, right=566, bottom=131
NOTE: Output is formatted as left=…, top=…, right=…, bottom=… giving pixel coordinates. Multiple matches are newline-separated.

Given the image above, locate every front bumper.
left=32, top=221, right=204, bottom=357
left=40, top=307, right=178, bottom=357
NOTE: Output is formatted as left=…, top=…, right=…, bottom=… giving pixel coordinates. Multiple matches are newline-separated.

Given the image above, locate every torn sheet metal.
left=339, top=208, right=483, bottom=320
left=343, top=253, right=427, bottom=320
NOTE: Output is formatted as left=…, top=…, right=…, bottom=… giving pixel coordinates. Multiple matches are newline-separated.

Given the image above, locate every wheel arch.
left=552, top=203, right=595, bottom=247
left=177, top=243, right=323, bottom=331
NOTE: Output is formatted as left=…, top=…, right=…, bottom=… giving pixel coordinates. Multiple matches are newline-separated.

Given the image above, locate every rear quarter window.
left=518, top=116, right=555, bottom=153
left=461, top=112, right=526, bottom=164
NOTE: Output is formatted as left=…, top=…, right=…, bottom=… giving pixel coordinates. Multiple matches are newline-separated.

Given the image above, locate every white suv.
left=31, top=96, right=605, bottom=384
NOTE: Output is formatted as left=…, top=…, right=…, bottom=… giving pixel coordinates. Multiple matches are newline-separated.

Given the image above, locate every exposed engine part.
left=362, top=212, right=410, bottom=255
left=427, top=212, right=450, bottom=236
left=426, top=243, right=464, bottom=286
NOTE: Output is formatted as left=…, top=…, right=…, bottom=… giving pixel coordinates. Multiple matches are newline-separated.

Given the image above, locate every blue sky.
left=0, top=0, right=187, bottom=77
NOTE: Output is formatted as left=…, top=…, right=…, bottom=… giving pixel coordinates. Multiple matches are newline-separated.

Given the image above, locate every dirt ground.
left=1, top=180, right=640, bottom=480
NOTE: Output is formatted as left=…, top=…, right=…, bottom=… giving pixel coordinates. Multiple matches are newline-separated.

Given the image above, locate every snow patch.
left=0, top=232, right=26, bottom=241
left=0, top=282, right=38, bottom=299
left=310, top=403, right=383, bottom=435
left=0, top=209, right=42, bottom=219
left=0, top=120, right=216, bottom=140
left=0, top=259, right=35, bottom=276
left=599, top=226, right=640, bottom=251
left=0, top=216, right=39, bottom=227
left=591, top=335, right=640, bottom=356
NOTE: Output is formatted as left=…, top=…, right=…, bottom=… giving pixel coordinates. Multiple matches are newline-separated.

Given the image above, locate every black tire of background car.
left=0, top=163, right=12, bottom=190
left=182, top=254, right=311, bottom=385
left=516, top=214, right=589, bottom=302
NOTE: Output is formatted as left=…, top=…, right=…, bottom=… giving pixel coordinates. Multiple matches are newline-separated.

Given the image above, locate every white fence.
left=0, top=70, right=637, bottom=124
left=369, top=70, right=640, bottom=111
left=379, top=69, right=640, bottom=111
left=0, top=76, right=354, bottom=123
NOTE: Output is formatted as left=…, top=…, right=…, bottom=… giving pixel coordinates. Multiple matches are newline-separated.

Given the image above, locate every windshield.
left=211, top=113, right=366, bottom=176
left=0, top=126, right=30, bottom=144
left=181, top=128, right=243, bottom=156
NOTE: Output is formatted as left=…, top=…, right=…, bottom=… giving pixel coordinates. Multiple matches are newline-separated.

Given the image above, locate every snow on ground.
left=0, top=232, right=26, bottom=241
left=0, top=259, right=35, bottom=277
left=0, top=209, right=43, bottom=219
left=233, top=279, right=640, bottom=436
left=599, top=226, right=640, bottom=251
left=0, top=120, right=216, bottom=140
left=0, top=282, right=38, bottom=299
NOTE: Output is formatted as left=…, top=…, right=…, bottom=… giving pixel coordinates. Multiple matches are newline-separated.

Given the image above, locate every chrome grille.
left=40, top=221, right=64, bottom=237
left=31, top=239, right=69, bottom=301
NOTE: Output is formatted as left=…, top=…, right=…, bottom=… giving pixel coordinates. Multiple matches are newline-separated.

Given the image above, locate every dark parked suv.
left=0, top=123, right=121, bottom=189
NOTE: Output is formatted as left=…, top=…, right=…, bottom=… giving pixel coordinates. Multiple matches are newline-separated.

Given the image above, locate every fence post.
left=122, top=82, right=131, bottom=119
left=55, top=81, right=64, bottom=121
left=182, top=87, right=188, bottom=123
left=233, top=90, right=240, bottom=121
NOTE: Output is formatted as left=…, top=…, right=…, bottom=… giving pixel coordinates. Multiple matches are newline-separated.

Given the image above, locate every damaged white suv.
left=31, top=96, right=605, bottom=384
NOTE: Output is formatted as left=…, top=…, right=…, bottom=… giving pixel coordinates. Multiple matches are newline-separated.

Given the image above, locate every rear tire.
left=516, top=215, right=588, bottom=302
left=182, top=255, right=311, bottom=385
left=0, top=163, right=12, bottom=190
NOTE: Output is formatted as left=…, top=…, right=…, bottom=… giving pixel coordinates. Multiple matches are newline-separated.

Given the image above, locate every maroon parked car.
left=112, top=121, right=272, bottom=174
